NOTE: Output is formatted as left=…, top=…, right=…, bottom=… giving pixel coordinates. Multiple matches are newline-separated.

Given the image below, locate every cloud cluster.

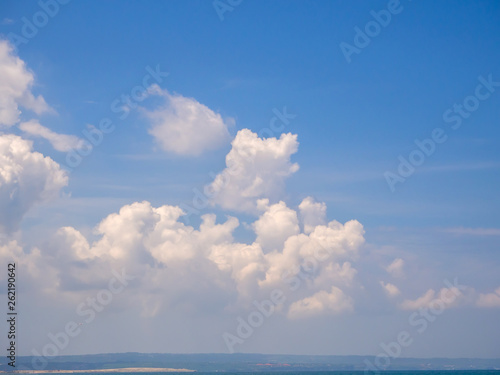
left=1, top=38, right=498, bottom=345
left=12, top=198, right=365, bottom=319
left=0, top=40, right=53, bottom=127
left=141, top=85, right=231, bottom=156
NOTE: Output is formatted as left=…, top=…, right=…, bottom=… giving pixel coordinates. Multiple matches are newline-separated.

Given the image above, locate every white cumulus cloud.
left=476, top=287, right=500, bottom=308
left=380, top=281, right=401, bottom=297
left=399, top=287, right=465, bottom=310
left=299, top=196, right=327, bottom=234
left=208, top=129, right=299, bottom=213
left=141, top=84, right=231, bottom=156
left=253, top=199, right=300, bottom=252
left=0, top=134, right=68, bottom=233
left=287, top=286, right=353, bottom=319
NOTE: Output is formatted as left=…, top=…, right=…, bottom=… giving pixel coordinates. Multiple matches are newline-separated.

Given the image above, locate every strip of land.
left=1, top=368, right=195, bottom=373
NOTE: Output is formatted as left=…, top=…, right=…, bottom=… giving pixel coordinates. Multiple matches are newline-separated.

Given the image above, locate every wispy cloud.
left=386, top=258, right=405, bottom=278
left=0, top=39, right=54, bottom=126
left=19, top=120, right=85, bottom=152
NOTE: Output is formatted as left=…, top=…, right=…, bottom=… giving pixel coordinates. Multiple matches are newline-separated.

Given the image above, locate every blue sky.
left=1, top=0, right=500, bottom=362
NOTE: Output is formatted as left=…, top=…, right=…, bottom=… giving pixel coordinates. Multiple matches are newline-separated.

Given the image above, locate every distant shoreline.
left=0, top=368, right=195, bottom=374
